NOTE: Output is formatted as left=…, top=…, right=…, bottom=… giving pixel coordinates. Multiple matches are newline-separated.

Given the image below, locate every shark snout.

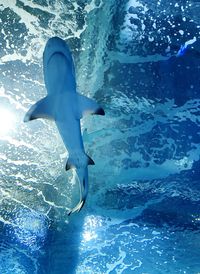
left=46, top=36, right=65, bottom=47
left=45, top=37, right=71, bottom=59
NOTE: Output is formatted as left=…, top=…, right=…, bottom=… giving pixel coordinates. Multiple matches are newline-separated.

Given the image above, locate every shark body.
left=24, top=37, right=104, bottom=214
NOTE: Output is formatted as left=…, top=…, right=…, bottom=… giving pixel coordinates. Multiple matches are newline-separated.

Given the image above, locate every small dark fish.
left=176, top=44, right=188, bottom=57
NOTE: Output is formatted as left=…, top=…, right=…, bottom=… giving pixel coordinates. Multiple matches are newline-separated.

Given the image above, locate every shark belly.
left=55, top=96, right=87, bottom=170
left=44, top=52, right=76, bottom=95
left=56, top=118, right=84, bottom=155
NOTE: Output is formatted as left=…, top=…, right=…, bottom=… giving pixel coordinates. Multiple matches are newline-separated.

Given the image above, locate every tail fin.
left=67, top=191, right=86, bottom=215
left=67, top=168, right=89, bottom=215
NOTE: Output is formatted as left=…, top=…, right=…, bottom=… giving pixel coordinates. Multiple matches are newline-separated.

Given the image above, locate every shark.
left=24, top=37, right=105, bottom=215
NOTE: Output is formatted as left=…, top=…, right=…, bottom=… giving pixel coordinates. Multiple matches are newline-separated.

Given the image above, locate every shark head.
left=43, top=37, right=72, bottom=63
left=43, top=37, right=76, bottom=93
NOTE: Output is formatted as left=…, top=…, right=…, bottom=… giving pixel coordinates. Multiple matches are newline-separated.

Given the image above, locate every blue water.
left=0, top=0, right=200, bottom=273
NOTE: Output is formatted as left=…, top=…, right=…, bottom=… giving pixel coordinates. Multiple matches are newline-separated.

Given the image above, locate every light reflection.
left=82, top=215, right=103, bottom=242
left=83, top=231, right=97, bottom=242
left=0, top=108, right=16, bottom=137
left=13, top=209, right=48, bottom=251
left=175, top=157, right=193, bottom=169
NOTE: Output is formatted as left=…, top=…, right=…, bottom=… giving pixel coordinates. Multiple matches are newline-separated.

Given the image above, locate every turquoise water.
left=0, top=0, right=200, bottom=273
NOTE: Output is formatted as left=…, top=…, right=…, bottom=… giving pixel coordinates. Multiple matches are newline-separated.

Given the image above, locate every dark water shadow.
left=44, top=212, right=85, bottom=274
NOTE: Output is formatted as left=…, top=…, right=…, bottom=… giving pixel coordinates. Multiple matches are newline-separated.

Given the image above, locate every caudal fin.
left=66, top=155, right=94, bottom=215
left=67, top=195, right=86, bottom=216
left=67, top=169, right=89, bottom=215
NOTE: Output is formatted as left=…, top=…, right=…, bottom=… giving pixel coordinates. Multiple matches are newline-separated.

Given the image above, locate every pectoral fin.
left=24, top=96, right=55, bottom=122
left=78, top=93, right=105, bottom=118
